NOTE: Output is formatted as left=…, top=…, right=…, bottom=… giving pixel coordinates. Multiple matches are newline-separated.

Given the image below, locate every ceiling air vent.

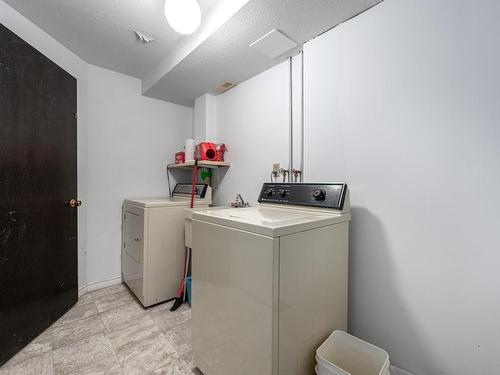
left=134, top=30, right=156, bottom=44
left=249, top=29, right=297, bottom=59
left=215, top=81, right=235, bottom=94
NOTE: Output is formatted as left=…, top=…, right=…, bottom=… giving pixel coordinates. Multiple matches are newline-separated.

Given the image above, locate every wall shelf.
left=167, top=160, right=230, bottom=170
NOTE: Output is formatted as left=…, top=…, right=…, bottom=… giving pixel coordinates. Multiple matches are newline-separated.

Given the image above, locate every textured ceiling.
left=143, top=0, right=383, bottom=106
left=5, top=0, right=383, bottom=106
left=4, top=0, right=222, bottom=77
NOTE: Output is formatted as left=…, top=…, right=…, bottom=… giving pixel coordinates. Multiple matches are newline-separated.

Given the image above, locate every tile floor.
left=0, top=283, right=199, bottom=375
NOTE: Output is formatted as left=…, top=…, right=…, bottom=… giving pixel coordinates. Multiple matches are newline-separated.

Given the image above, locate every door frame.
left=1, top=9, right=88, bottom=295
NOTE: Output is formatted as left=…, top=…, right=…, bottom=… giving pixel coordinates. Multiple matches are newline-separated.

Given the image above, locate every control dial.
left=312, top=188, right=326, bottom=201
left=266, top=188, right=274, bottom=197
left=279, top=189, right=287, bottom=198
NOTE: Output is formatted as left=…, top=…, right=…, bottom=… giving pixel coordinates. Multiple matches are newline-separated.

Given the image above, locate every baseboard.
left=390, top=364, right=416, bottom=375
left=78, top=275, right=123, bottom=297
left=78, top=284, right=88, bottom=297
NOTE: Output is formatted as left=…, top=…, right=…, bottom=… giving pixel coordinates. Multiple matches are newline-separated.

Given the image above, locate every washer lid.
left=193, top=206, right=350, bottom=237
left=124, top=197, right=211, bottom=208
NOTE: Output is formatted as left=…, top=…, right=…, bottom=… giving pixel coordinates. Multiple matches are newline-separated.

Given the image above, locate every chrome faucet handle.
left=280, top=168, right=289, bottom=182
left=292, top=169, right=302, bottom=182
left=231, top=193, right=249, bottom=208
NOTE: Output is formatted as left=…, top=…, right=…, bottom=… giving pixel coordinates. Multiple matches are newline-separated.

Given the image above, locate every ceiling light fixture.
left=164, top=0, right=202, bottom=35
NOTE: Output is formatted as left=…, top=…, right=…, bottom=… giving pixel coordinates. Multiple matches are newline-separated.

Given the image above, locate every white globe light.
left=164, top=0, right=202, bottom=35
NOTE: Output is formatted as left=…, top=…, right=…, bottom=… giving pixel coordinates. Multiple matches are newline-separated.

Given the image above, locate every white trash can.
left=315, top=331, right=390, bottom=375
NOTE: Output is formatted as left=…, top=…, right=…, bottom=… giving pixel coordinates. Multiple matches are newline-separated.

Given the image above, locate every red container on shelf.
left=197, top=142, right=217, bottom=161
left=216, top=143, right=226, bottom=161
left=175, top=151, right=185, bottom=164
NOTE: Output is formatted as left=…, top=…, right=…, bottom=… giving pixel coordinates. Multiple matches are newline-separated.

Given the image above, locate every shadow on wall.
left=167, top=169, right=192, bottom=193
left=347, top=207, right=437, bottom=375
left=210, top=167, right=229, bottom=204
left=168, top=167, right=229, bottom=200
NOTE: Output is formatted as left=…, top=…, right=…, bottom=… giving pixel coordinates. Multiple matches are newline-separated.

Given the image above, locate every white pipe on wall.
left=288, top=56, right=293, bottom=182
left=300, top=50, right=305, bottom=182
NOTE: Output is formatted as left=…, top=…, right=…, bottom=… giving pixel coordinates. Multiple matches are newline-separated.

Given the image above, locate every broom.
left=170, top=158, right=198, bottom=311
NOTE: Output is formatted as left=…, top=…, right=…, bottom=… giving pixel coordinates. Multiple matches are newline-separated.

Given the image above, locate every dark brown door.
left=0, top=24, right=78, bottom=365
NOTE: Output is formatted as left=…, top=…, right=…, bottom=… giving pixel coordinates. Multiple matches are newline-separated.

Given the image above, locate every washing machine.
left=191, top=182, right=351, bottom=375
left=122, top=183, right=211, bottom=307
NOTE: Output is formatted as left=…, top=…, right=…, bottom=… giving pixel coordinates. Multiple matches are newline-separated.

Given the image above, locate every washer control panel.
left=258, top=183, right=347, bottom=209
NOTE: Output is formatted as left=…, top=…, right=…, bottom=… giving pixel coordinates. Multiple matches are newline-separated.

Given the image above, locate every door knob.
left=68, top=199, right=82, bottom=208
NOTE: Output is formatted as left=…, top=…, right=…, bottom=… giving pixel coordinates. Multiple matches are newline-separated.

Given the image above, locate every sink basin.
left=198, top=207, right=323, bottom=225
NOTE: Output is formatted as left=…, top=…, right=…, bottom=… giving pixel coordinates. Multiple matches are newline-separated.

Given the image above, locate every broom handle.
left=183, top=247, right=191, bottom=302
left=190, top=158, right=198, bottom=209
left=175, top=159, right=198, bottom=300
left=175, top=247, right=188, bottom=298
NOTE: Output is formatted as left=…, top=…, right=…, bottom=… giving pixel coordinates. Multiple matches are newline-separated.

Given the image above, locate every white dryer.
left=122, top=183, right=211, bottom=307
left=191, top=183, right=350, bottom=375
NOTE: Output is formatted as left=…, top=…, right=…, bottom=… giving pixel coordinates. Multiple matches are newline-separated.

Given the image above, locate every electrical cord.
left=189, top=159, right=199, bottom=209
left=166, top=166, right=172, bottom=197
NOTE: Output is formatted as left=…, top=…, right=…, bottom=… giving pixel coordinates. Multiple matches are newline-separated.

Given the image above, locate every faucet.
left=231, top=193, right=249, bottom=208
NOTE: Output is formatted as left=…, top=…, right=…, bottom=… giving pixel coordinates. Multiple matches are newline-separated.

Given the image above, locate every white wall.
left=304, top=0, right=500, bottom=374
left=1, top=2, right=193, bottom=291
left=194, top=94, right=217, bottom=142
left=0, top=0, right=89, bottom=290
left=6, top=0, right=500, bottom=372
left=86, top=64, right=192, bottom=286
left=214, top=62, right=290, bottom=206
